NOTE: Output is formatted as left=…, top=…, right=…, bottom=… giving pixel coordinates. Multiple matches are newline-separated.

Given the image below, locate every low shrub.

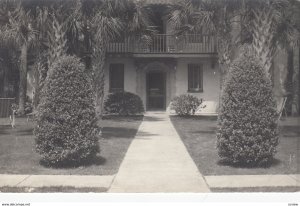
left=34, top=55, right=99, bottom=166
left=12, top=96, right=33, bottom=115
left=171, top=94, right=202, bottom=116
left=25, top=101, right=33, bottom=115
left=216, top=51, right=279, bottom=166
left=104, top=91, right=144, bottom=115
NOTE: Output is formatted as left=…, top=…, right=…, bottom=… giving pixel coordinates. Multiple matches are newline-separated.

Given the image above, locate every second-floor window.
left=188, top=64, right=203, bottom=92
left=109, top=64, right=124, bottom=92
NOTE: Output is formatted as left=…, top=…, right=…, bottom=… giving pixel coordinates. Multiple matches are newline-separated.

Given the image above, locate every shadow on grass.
left=102, top=115, right=143, bottom=122
left=143, top=116, right=165, bottom=122
left=279, top=126, right=300, bottom=138
left=170, top=115, right=218, bottom=121
left=135, top=131, right=159, bottom=138
left=0, top=125, right=34, bottom=136
left=102, top=127, right=138, bottom=138
left=0, top=125, right=10, bottom=135
left=192, top=129, right=217, bottom=134
left=39, top=155, right=107, bottom=169
left=217, top=158, right=281, bottom=169
left=15, top=128, right=34, bottom=136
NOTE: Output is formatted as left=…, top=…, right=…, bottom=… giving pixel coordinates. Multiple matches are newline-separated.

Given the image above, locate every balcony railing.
left=107, top=34, right=217, bottom=54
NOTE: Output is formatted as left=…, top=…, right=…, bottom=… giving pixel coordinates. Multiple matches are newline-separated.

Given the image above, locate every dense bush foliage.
left=104, top=91, right=144, bottom=115
left=34, top=56, right=99, bottom=166
left=171, top=94, right=202, bottom=116
left=216, top=52, right=279, bottom=166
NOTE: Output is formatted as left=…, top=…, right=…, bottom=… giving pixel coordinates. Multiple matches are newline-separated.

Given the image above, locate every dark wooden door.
left=146, top=72, right=166, bottom=110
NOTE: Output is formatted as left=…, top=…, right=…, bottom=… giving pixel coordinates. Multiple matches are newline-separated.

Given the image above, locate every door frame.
left=146, top=71, right=166, bottom=110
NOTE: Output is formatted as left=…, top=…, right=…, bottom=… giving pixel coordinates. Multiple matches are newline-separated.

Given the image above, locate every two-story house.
left=104, top=1, right=220, bottom=114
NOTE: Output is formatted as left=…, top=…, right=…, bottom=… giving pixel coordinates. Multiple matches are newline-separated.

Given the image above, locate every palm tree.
left=240, top=0, right=299, bottom=115
left=91, top=0, right=152, bottom=117
left=32, top=2, right=79, bottom=108
left=168, top=0, right=240, bottom=86
left=245, top=0, right=299, bottom=79
left=0, top=2, right=37, bottom=115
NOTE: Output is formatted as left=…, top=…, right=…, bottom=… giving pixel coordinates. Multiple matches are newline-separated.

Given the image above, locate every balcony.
left=107, top=34, right=217, bottom=57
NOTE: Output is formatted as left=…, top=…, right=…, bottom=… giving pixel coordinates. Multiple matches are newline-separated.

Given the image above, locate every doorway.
left=146, top=72, right=166, bottom=110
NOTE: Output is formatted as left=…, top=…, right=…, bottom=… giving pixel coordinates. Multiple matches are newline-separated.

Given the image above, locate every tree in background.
left=91, top=0, right=153, bottom=117
left=169, top=0, right=240, bottom=84
left=242, top=0, right=299, bottom=79
left=0, top=2, right=37, bottom=115
left=242, top=0, right=299, bottom=115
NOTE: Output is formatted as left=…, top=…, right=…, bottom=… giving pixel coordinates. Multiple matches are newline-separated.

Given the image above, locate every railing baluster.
left=204, top=36, right=207, bottom=53
left=160, top=35, right=162, bottom=52
left=163, top=35, right=165, bottom=52
left=207, top=36, right=210, bottom=52
left=157, top=35, right=159, bottom=52
left=158, top=35, right=160, bottom=52
left=203, top=36, right=206, bottom=52
left=107, top=34, right=217, bottom=54
left=206, top=36, right=209, bottom=53
left=155, top=35, right=157, bottom=52
left=209, top=36, right=212, bottom=53
left=205, top=36, right=207, bottom=53
left=203, top=36, right=205, bottom=53
left=126, top=37, right=129, bottom=52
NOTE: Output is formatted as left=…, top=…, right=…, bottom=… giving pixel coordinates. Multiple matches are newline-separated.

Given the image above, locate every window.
left=109, top=64, right=124, bottom=92
left=188, top=64, right=203, bottom=92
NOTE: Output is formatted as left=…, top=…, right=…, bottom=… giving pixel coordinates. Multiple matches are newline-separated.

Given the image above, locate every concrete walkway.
left=108, top=112, right=210, bottom=193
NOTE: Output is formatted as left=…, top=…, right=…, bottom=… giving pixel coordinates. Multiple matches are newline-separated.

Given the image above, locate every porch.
left=107, top=34, right=217, bottom=55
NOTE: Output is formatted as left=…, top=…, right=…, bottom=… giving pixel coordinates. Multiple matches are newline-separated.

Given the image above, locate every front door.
left=146, top=72, right=166, bottom=110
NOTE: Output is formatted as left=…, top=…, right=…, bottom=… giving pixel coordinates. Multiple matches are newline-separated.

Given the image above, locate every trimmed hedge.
left=104, top=91, right=144, bottom=115
left=216, top=51, right=279, bottom=166
left=171, top=94, right=202, bottom=116
left=34, top=56, right=99, bottom=166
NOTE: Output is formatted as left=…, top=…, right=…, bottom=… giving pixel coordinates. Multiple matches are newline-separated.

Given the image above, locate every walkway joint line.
left=14, top=175, right=31, bottom=187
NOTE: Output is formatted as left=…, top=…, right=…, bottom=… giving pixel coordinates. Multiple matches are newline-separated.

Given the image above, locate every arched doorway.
left=135, top=59, right=177, bottom=111
left=146, top=71, right=166, bottom=110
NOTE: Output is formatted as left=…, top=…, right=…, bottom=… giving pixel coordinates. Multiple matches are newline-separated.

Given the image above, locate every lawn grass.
left=0, top=116, right=143, bottom=175
left=170, top=116, right=299, bottom=176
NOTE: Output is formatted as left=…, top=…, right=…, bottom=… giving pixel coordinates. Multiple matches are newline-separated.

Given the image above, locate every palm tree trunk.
left=33, top=61, right=40, bottom=110
left=18, top=43, right=28, bottom=115
left=92, top=43, right=106, bottom=118
left=251, top=7, right=275, bottom=79
left=292, top=47, right=299, bottom=115
left=285, top=49, right=294, bottom=115
left=217, top=37, right=231, bottom=87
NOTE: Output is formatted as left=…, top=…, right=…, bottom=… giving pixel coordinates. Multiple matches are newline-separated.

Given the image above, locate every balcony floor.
left=107, top=52, right=218, bottom=58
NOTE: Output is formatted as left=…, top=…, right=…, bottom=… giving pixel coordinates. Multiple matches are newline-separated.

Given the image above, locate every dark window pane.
left=188, top=64, right=203, bottom=92
left=109, top=64, right=124, bottom=92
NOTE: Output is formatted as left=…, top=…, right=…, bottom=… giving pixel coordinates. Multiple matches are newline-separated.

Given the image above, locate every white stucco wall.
left=105, top=57, right=220, bottom=113
left=175, top=58, right=220, bottom=101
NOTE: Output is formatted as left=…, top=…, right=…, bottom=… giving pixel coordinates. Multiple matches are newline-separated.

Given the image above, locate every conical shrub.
left=34, top=55, right=99, bottom=166
left=216, top=51, right=279, bottom=166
